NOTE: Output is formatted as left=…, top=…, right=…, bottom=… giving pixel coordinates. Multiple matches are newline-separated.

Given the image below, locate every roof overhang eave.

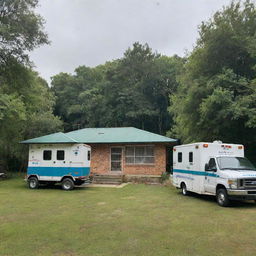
left=20, top=142, right=79, bottom=144
left=20, top=140, right=178, bottom=145
left=83, top=141, right=178, bottom=144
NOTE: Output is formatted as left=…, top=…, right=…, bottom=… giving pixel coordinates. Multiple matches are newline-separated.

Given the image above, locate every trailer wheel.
left=28, top=177, right=39, bottom=189
left=61, top=178, right=74, bottom=191
left=181, top=183, right=189, bottom=196
left=216, top=188, right=229, bottom=207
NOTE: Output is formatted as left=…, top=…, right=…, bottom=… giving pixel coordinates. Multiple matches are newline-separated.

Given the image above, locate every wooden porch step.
left=92, top=174, right=123, bottom=184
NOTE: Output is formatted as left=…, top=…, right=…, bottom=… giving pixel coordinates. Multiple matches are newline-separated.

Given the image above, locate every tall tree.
left=52, top=43, right=184, bottom=134
left=0, top=0, right=62, bottom=171
left=0, top=70, right=63, bottom=171
left=169, top=0, right=256, bottom=159
left=0, top=0, right=48, bottom=67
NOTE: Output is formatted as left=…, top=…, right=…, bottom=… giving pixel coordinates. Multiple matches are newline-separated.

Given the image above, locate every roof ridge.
left=62, top=133, right=78, bottom=142
left=66, top=127, right=135, bottom=134
left=133, top=127, right=171, bottom=137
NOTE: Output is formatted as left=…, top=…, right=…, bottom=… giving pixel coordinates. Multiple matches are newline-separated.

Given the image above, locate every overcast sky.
left=30, top=0, right=231, bottom=84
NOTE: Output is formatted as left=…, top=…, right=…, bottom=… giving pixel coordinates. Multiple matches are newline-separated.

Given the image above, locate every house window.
left=57, top=150, right=65, bottom=160
left=178, top=152, right=182, bottom=163
left=43, top=150, right=52, bottom=161
left=125, top=146, right=154, bottom=165
left=189, top=152, right=193, bottom=163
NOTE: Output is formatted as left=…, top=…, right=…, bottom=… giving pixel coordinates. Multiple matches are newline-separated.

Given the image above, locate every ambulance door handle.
left=63, top=161, right=65, bottom=163
left=53, top=161, right=56, bottom=164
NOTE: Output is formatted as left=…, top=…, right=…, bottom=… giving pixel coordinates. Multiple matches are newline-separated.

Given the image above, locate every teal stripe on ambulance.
left=173, top=169, right=219, bottom=177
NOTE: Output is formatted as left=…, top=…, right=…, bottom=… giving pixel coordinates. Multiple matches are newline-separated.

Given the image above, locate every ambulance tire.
left=28, top=177, right=39, bottom=189
left=181, top=183, right=189, bottom=196
left=216, top=188, right=230, bottom=207
left=61, top=178, right=74, bottom=191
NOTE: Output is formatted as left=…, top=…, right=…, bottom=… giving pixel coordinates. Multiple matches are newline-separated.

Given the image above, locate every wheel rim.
left=63, top=182, right=71, bottom=190
left=218, top=193, right=225, bottom=204
left=182, top=185, right=186, bottom=195
left=30, top=180, right=36, bottom=188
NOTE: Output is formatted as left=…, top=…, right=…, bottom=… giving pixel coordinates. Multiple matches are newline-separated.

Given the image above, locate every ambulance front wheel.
left=28, top=177, right=39, bottom=189
left=181, top=183, right=189, bottom=196
left=216, top=188, right=230, bottom=207
left=61, top=178, right=74, bottom=191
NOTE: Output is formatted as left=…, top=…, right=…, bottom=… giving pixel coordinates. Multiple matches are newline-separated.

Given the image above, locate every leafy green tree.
left=0, top=0, right=62, bottom=172
left=169, top=0, right=256, bottom=159
left=0, top=0, right=49, bottom=67
left=51, top=65, right=106, bottom=130
left=102, top=43, right=184, bottom=133
left=0, top=70, right=63, bottom=171
left=52, top=43, right=184, bottom=134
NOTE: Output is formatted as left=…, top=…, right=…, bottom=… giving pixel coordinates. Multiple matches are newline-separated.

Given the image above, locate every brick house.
left=23, top=127, right=177, bottom=183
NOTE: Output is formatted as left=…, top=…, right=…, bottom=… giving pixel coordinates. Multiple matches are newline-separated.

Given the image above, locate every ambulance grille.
left=244, top=179, right=256, bottom=189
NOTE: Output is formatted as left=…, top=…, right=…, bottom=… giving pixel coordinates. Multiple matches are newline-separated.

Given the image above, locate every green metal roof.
left=21, top=132, right=77, bottom=144
left=21, top=127, right=176, bottom=144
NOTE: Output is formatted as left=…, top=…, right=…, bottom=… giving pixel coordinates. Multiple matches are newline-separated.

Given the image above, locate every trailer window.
left=189, top=152, right=193, bottom=163
left=178, top=152, right=182, bottom=162
left=43, top=150, right=52, bottom=161
left=87, top=150, right=91, bottom=161
left=57, top=150, right=65, bottom=160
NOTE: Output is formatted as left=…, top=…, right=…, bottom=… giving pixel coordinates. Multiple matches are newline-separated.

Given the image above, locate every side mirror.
left=205, top=163, right=217, bottom=172
left=211, top=167, right=217, bottom=172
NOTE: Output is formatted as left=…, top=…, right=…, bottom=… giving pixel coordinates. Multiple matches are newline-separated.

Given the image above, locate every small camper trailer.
left=26, top=143, right=91, bottom=190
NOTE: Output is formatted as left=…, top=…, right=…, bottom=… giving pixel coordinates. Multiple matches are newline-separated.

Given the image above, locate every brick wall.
left=89, top=143, right=167, bottom=176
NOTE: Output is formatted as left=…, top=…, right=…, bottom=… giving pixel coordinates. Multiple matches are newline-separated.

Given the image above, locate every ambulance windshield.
left=217, top=157, right=256, bottom=171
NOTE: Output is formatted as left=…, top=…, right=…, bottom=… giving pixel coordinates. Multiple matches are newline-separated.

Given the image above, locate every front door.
left=111, top=147, right=122, bottom=171
left=204, top=158, right=217, bottom=194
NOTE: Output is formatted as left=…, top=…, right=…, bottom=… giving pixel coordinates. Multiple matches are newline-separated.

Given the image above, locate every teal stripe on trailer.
left=27, top=166, right=90, bottom=177
left=173, top=169, right=219, bottom=177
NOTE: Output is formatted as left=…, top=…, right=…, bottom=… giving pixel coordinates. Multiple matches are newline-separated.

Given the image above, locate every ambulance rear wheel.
left=61, top=178, right=74, bottom=191
left=28, top=177, right=39, bottom=189
left=216, top=188, right=230, bottom=207
left=181, top=183, right=189, bottom=196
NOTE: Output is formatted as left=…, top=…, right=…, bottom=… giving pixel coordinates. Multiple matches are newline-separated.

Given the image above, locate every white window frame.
left=125, top=145, right=155, bottom=165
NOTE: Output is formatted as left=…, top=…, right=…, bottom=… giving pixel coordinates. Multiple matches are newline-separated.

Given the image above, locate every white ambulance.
left=172, top=141, right=256, bottom=206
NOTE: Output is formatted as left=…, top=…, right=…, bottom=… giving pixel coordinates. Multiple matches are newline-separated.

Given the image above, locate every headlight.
left=228, top=179, right=238, bottom=189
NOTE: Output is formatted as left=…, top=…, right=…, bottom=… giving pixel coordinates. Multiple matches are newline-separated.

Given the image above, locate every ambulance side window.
left=189, top=152, right=193, bottom=163
left=87, top=150, right=91, bottom=161
left=178, top=152, right=182, bottom=162
left=57, top=150, right=65, bottom=160
left=208, top=158, right=216, bottom=170
left=43, top=150, right=52, bottom=161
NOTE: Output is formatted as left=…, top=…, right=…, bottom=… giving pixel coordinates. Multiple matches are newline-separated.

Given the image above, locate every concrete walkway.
left=80, top=183, right=130, bottom=188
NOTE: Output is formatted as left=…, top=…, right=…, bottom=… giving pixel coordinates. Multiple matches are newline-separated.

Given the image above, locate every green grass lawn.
left=1, top=178, right=256, bottom=256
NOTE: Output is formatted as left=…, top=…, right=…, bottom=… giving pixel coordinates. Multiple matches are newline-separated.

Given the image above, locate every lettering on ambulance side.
left=176, top=175, right=194, bottom=181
